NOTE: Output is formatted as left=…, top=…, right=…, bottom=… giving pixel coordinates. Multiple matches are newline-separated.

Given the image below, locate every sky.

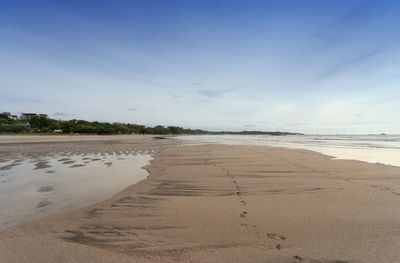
left=1, top=0, right=400, bottom=134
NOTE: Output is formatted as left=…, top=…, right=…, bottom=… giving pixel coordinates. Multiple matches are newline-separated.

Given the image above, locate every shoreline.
left=1, top=141, right=400, bottom=262
left=2, top=133, right=399, bottom=167
left=176, top=134, right=400, bottom=167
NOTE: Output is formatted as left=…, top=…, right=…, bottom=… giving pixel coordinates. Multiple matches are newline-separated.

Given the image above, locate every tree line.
left=0, top=116, right=208, bottom=135
left=0, top=115, right=302, bottom=135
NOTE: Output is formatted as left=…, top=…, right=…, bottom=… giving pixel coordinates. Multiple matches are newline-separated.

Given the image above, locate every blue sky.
left=1, top=0, right=399, bottom=134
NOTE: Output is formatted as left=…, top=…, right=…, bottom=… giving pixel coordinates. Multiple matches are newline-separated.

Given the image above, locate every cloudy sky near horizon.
left=1, top=0, right=400, bottom=134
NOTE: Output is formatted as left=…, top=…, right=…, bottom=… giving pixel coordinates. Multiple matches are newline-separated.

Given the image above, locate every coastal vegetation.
left=0, top=114, right=301, bottom=135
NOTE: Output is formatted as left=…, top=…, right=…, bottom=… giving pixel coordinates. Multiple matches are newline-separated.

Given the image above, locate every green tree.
left=30, top=116, right=51, bottom=129
left=0, top=118, right=8, bottom=125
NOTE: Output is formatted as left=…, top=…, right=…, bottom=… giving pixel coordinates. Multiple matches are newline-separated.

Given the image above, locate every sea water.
left=178, top=134, right=400, bottom=167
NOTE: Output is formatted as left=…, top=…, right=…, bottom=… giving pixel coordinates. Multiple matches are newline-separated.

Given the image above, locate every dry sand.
left=1, top=136, right=400, bottom=262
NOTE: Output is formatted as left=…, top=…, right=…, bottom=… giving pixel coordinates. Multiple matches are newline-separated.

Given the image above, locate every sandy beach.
left=1, top=136, right=400, bottom=262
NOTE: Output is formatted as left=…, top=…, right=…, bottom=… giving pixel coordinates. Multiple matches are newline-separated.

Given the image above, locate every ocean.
left=177, top=134, right=400, bottom=167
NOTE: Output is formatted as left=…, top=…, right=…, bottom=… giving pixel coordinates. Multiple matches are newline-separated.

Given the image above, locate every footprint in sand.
left=293, top=255, right=303, bottom=262
left=240, top=211, right=248, bottom=218
left=241, top=200, right=247, bottom=205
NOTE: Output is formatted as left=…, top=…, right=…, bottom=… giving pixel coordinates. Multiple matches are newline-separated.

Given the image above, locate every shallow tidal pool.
left=0, top=152, right=152, bottom=231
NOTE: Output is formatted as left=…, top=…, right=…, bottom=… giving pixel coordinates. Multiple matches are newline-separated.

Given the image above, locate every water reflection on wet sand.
left=0, top=152, right=152, bottom=231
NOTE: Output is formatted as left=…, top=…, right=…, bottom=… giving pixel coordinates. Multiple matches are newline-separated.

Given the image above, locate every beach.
left=1, top=135, right=400, bottom=262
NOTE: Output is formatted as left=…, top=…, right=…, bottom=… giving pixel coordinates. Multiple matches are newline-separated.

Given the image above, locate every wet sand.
left=0, top=134, right=156, bottom=144
left=1, top=137, right=400, bottom=262
left=0, top=135, right=178, bottom=231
